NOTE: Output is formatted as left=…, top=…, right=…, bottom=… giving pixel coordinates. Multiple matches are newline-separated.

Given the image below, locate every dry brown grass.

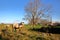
left=0, top=24, right=60, bottom=40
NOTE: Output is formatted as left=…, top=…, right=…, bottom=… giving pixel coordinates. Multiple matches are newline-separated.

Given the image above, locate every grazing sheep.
left=13, top=22, right=24, bottom=32
left=6, top=25, right=10, bottom=28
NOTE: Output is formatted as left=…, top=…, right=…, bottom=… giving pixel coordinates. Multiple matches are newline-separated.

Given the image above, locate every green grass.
left=24, top=24, right=42, bottom=29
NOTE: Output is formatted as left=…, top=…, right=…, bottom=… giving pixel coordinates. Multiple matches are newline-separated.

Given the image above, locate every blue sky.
left=0, top=0, right=60, bottom=23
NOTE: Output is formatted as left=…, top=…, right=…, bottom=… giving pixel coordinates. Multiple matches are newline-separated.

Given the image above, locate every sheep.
left=13, top=22, right=24, bottom=32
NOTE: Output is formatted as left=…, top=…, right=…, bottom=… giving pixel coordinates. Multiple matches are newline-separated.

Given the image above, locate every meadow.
left=0, top=23, right=60, bottom=40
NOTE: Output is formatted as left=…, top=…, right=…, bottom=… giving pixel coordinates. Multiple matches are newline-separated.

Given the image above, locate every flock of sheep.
left=5, top=22, right=24, bottom=32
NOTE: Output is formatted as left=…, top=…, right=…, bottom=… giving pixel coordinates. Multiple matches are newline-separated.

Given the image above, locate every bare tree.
left=24, top=0, right=51, bottom=27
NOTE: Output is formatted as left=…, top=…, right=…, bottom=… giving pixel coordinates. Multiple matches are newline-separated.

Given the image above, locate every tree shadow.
left=29, top=27, right=60, bottom=34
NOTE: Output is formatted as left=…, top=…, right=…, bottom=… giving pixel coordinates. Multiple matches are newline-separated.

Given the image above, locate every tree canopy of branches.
left=24, top=0, right=51, bottom=27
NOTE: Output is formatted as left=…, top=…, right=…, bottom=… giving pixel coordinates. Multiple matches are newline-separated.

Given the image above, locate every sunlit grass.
left=0, top=24, right=60, bottom=40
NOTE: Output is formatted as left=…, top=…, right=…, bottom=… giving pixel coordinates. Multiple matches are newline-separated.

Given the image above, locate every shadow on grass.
left=29, top=27, right=60, bottom=34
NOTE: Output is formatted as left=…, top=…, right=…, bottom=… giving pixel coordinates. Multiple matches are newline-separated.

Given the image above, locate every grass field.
left=0, top=24, right=60, bottom=40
